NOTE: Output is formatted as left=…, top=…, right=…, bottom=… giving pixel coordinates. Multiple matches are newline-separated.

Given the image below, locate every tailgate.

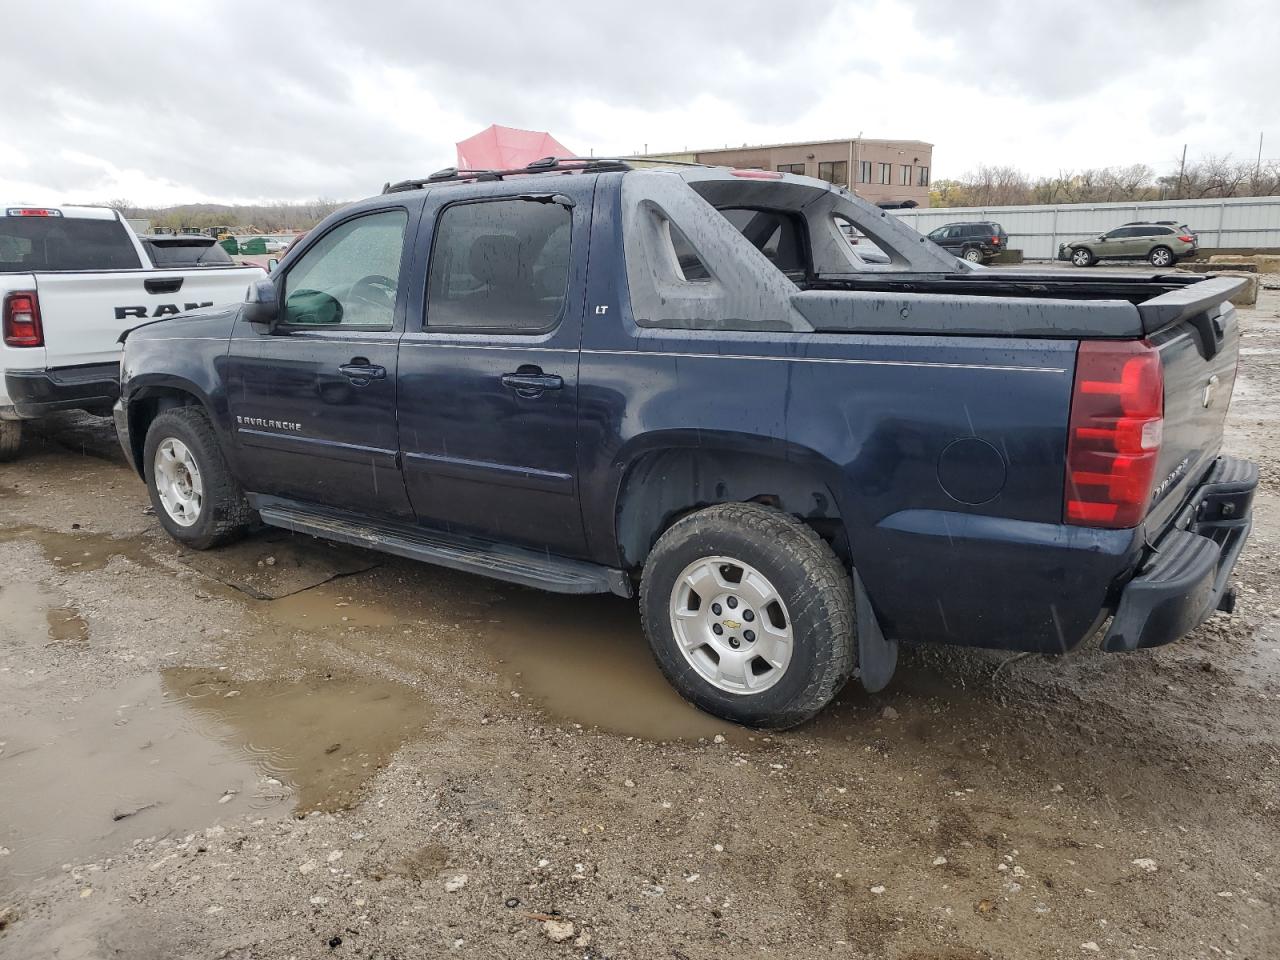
left=33, top=268, right=260, bottom=368
left=1141, top=279, right=1243, bottom=535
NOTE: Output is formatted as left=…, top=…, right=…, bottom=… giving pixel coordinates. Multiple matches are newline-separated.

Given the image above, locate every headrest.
left=469, top=234, right=523, bottom=287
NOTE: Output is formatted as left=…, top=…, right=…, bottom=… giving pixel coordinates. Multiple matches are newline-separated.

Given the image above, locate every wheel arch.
left=611, top=434, right=850, bottom=572
left=124, top=378, right=218, bottom=479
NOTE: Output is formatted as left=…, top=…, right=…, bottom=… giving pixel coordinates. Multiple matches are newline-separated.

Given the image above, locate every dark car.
left=1058, top=222, right=1198, bottom=268
left=138, top=234, right=236, bottom=268
left=925, top=221, right=1009, bottom=263
left=114, top=159, right=1254, bottom=729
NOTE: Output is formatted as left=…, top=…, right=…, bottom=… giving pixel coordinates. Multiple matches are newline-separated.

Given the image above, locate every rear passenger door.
left=396, top=180, right=592, bottom=557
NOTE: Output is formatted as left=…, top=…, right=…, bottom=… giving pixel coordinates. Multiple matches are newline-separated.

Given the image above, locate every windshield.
left=0, top=215, right=141, bottom=272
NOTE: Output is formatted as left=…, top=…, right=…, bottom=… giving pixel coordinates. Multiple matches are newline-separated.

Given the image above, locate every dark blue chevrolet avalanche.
left=114, top=158, right=1257, bottom=728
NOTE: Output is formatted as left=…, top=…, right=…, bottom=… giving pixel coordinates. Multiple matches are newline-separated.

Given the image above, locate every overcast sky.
left=2, top=0, right=1276, bottom=206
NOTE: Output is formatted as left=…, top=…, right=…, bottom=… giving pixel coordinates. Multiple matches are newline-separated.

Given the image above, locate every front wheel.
left=639, top=503, right=856, bottom=729
left=143, top=407, right=253, bottom=549
left=0, top=420, right=21, bottom=462
left=1149, top=246, right=1174, bottom=267
left=961, top=247, right=984, bottom=263
left=1071, top=247, right=1095, bottom=267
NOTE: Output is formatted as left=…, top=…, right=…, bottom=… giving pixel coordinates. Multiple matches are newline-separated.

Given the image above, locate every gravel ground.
left=1, top=279, right=1278, bottom=960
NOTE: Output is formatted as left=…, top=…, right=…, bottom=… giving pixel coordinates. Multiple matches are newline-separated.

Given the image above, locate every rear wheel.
left=1071, top=247, right=1095, bottom=267
left=1148, top=245, right=1174, bottom=268
left=143, top=407, right=253, bottom=549
left=639, top=503, right=856, bottom=729
left=0, top=420, right=20, bottom=462
left=961, top=246, right=984, bottom=263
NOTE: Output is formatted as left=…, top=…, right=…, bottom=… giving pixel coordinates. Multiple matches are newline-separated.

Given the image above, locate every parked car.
left=0, top=204, right=264, bottom=461
left=925, top=221, right=1009, bottom=263
left=1059, top=222, right=1198, bottom=268
left=138, top=234, right=237, bottom=268
left=114, top=161, right=1254, bottom=728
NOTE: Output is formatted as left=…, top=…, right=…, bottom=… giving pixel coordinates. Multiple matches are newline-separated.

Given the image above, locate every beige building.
left=640, top=137, right=933, bottom=208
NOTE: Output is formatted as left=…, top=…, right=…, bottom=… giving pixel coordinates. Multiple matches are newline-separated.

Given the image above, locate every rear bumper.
left=1103, top=456, right=1257, bottom=651
left=4, top=363, right=120, bottom=418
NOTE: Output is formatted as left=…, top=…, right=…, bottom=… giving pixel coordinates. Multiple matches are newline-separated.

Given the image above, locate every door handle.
left=501, top=369, right=563, bottom=397
left=145, top=277, right=184, bottom=294
left=338, top=360, right=386, bottom=384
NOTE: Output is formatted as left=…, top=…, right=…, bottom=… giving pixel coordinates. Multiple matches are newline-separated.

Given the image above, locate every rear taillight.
left=991, top=235, right=1001, bottom=245
left=2, top=290, right=43, bottom=347
left=1178, top=234, right=1195, bottom=243
left=1064, top=340, right=1164, bottom=528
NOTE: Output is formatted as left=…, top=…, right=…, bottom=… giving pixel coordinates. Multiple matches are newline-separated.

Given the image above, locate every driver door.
left=224, top=204, right=420, bottom=519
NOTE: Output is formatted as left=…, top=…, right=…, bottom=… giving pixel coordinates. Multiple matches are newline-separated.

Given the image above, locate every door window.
left=426, top=198, right=572, bottom=332
left=281, top=209, right=408, bottom=330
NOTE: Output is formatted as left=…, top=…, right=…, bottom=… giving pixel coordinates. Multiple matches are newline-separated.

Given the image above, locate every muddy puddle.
left=255, top=572, right=736, bottom=741
left=0, top=525, right=157, bottom=573
left=162, top=667, right=434, bottom=811
left=0, top=577, right=433, bottom=896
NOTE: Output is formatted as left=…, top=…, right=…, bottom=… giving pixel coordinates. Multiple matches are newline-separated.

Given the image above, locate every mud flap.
left=854, top=569, right=897, bottom=692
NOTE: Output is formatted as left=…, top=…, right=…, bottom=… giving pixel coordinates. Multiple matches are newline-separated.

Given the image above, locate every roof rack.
left=382, top=156, right=638, bottom=194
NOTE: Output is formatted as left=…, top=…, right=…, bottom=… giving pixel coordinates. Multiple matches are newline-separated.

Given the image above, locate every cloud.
left=0, top=0, right=1275, bottom=204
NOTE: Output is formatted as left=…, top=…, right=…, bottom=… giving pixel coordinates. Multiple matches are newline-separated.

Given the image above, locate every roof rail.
left=381, top=156, right=636, bottom=194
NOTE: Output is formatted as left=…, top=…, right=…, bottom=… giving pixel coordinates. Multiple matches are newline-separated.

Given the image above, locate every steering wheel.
left=347, top=274, right=397, bottom=310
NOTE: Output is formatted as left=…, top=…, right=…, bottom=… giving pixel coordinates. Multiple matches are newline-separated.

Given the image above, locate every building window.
left=917, top=165, right=930, bottom=187
left=900, top=164, right=912, bottom=186
left=858, top=160, right=872, bottom=184
left=817, top=160, right=848, bottom=186
left=776, top=163, right=805, bottom=175
left=878, top=163, right=891, bottom=185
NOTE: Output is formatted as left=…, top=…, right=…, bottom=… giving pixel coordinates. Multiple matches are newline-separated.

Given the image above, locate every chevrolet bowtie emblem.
left=722, top=619, right=742, bottom=630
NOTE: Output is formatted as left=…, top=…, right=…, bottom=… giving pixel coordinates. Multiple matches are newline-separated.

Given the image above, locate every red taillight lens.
left=1064, top=340, right=1164, bottom=528
left=3, top=290, right=43, bottom=347
left=731, top=169, right=784, bottom=179
left=991, top=235, right=1001, bottom=244
left=1178, top=235, right=1194, bottom=243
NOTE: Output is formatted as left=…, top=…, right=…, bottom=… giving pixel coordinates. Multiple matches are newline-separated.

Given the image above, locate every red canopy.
left=455, top=124, right=575, bottom=170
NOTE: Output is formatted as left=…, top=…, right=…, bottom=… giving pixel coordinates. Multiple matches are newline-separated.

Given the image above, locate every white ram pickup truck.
left=1, top=204, right=263, bottom=460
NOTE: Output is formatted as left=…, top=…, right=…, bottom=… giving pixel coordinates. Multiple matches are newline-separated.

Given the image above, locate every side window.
left=426, top=198, right=572, bottom=331
left=282, top=210, right=407, bottom=330
left=1105, top=227, right=1130, bottom=239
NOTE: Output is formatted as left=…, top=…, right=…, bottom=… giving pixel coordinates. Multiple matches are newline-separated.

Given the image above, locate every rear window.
left=717, top=208, right=806, bottom=274
left=143, top=238, right=234, bottom=267
left=0, top=214, right=141, bottom=272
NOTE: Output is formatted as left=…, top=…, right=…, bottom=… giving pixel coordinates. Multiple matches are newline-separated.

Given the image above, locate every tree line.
left=930, top=154, right=1280, bottom=208
left=101, top=199, right=348, bottom=233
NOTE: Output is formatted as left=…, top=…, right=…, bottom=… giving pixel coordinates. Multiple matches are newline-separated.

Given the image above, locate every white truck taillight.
left=1064, top=340, right=1164, bottom=528
left=2, top=290, right=43, bottom=347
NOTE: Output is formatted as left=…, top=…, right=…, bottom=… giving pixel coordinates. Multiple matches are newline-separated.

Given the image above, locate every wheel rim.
left=153, top=438, right=204, bottom=527
left=1073, top=250, right=1090, bottom=266
left=964, top=249, right=982, bottom=262
left=1152, top=248, right=1171, bottom=266
left=669, top=556, right=794, bottom=695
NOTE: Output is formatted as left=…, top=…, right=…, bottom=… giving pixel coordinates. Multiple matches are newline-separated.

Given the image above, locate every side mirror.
left=267, top=257, right=279, bottom=273
left=242, top=278, right=280, bottom=327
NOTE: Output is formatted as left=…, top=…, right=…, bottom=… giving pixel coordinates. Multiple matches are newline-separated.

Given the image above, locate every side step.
left=253, top=497, right=632, bottom=598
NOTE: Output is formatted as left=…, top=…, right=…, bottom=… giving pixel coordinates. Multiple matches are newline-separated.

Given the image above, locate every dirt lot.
left=2, top=281, right=1279, bottom=960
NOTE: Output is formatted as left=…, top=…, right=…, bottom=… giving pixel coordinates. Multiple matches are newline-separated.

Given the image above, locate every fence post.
left=1217, top=201, right=1227, bottom=249
left=1050, top=207, right=1059, bottom=260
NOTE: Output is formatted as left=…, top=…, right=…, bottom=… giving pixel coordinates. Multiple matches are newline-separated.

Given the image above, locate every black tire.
left=143, top=406, right=253, bottom=549
left=639, top=502, right=856, bottom=729
left=1070, top=247, right=1095, bottom=267
left=1148, top=245, right=1175, bottom=268
left=961, top=246, right=984, bottom=264
left=0, top=420, right=20, bottom=462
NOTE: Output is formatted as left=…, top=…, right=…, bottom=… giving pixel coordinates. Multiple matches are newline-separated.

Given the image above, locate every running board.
left=253, top=498, right=632, bottom=598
